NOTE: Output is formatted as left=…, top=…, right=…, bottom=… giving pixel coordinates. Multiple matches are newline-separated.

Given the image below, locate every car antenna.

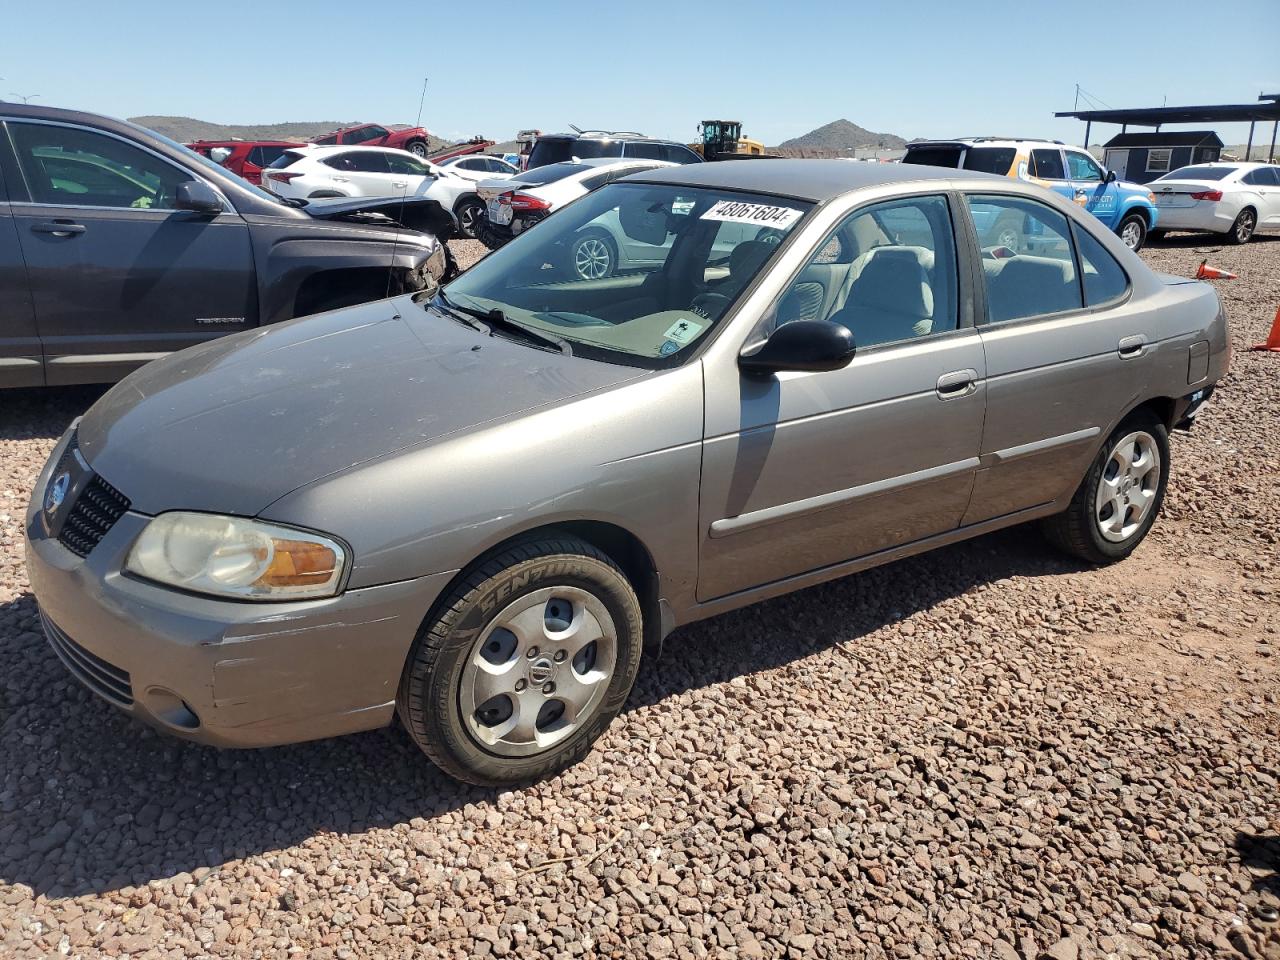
left=385, top=76, right=430, bottom=303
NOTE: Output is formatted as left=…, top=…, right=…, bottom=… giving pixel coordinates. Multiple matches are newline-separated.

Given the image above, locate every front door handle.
left=391, top=181, right=408, bottom=188
left=1118, top=335, right=1147, bottom=359
left=936, top=368, right=978, bottom=400
left=31, top=220, right=86, bottom=237
left=331, top=176, right=349, bottom=183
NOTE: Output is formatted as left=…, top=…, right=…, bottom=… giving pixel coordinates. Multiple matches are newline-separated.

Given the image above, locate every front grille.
left=57, top=473, right=130, bottom=558
left=39, top=610, right=134, bottom=707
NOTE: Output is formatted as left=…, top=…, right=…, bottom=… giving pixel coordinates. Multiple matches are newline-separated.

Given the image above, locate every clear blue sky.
left=4, top=0, right=1278, bottom=148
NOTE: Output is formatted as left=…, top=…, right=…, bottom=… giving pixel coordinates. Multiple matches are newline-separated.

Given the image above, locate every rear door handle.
left=1118, top=335, right=1147, bottom=359
left=936, top=368, right=978, bottom=400
left=331, top=176, right=349, bottom=183
left=391, top=181, right=408, bottom=188
left=31, top=220, right=86, bottom=237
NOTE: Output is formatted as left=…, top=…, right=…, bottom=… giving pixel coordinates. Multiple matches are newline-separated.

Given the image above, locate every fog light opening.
left=142, top=687, right=201, bottom=730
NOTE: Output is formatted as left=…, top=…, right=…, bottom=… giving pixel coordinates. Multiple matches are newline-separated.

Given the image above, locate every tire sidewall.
left=405, top=551, right=642, bottom=784
left=455, top=197, right=485, bottom=239
left=1079, top=414, right=1170, bottom=561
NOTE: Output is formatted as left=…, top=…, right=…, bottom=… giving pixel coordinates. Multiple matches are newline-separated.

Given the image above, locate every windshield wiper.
left=442, top=297, right=571, bottom=355
left=428, top=290, right=490, bottom=333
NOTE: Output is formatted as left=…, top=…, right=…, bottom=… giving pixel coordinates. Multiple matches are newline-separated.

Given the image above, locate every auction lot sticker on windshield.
left=701, top=200, right=802, bottom=228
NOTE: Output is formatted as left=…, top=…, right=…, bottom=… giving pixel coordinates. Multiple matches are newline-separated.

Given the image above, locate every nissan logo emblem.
left=45, top=472, right=71, bottom=514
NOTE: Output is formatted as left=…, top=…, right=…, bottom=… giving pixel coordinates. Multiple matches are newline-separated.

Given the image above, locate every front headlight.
left=125, top=512, right=348, bottom=601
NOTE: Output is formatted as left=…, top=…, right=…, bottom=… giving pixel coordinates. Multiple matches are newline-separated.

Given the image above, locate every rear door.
left=1065, top=149, right=1118, bottom=228
left=0, top=133, right=42, bottom=386
left=1242, top=167, right=1280, bottom=227
left=960, top=193, right=1144, bottom=524
left=339, top=150, right=397, bottom=196
left=3, top=119, right=256, bottom=385
left=1028, top=147, right=1073, bottom=201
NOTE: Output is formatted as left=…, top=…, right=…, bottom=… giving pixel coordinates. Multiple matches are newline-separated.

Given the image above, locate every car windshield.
left=1157, top=165, right=1233, bottom=181
left=439, top=182, right=812, bottom=368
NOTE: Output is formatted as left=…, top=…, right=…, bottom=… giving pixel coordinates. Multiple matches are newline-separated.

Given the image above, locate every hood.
left=303, top=195, right=456, bottom=240
left=77, top=298, right=646, bottom=517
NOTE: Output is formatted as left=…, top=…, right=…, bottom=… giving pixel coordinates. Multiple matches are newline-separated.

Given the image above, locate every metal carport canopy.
left=1055, top=97, right=1280, bottom=127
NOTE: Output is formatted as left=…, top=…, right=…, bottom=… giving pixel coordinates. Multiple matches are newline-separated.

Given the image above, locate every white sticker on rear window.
left=663, top=317, right=704, bottom=344
left=701, top=200, right=802, bottom=228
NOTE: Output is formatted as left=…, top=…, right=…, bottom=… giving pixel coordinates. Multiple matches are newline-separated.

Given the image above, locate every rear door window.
left=965, top=194, right=1083, bottom=323
left=1030, top=149, right=1066, bottom=180
left=1072, top=224, right=1129, bottom=306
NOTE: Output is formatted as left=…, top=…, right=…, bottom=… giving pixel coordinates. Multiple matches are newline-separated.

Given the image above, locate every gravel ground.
left=1, top=236, right=1278, bottom=960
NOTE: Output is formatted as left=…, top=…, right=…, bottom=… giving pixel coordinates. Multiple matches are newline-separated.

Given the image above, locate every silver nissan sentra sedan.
left=26, top=161, right=1228, bottom=785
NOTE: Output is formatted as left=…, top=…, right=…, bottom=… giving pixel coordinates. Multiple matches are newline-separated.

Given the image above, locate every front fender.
left=1118, top=196, right=1159, bottom=229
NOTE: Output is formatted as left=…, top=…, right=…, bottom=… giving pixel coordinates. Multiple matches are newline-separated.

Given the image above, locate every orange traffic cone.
left=1252, top=305, right=1280, bottom=352
left=1195, top=259, right=1238, bottom=280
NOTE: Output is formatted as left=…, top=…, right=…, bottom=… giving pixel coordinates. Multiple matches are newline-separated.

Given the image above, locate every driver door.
left=4, top=119, right=255, bottom=384
left=1064, top=149, right=1118, bottom=228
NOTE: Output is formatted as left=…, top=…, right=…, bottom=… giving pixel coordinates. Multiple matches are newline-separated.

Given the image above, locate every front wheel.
left=1117, top=213, right=1147, bottom=252
left=1042, top=410, right=1169, bottom=564
left=397, top=537, right=643, bottom=786
left=406, top=139, right=429, bottom=158
left=1227, top=207, right=1256, bottom=245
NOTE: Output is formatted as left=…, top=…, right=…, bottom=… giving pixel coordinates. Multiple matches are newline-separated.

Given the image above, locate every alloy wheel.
left=1094, top=430, right=1161, bottom=543
left=574, top=238, right=613, bottom=280
left=1120, top=220, right=1143, bottom=249
left=1236, top=210, right=1255, bottom=243
left=460, top=587, right=617, bottom=757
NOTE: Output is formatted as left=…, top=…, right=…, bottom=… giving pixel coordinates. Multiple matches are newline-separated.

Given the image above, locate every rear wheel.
left=1227, top=207, right=1256, bottom=244
left=1042, top=410, right=1169, bottom=564
left=454, top=196, right=486, bottom=239
left=397, top=537, right=643, bottom=786
left=1117, top=213, right=1147, bottom=251
left=569, top=230, right=617, bottom=280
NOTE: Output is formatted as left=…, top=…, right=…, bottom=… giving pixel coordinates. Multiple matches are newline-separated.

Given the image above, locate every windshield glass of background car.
left=1158, top=165, right=1233, bottom=181
left=440, top=183, right=812, bottom=367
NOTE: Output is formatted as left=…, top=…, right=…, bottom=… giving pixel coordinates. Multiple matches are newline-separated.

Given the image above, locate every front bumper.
left=25, top=430, right=457, bottom=749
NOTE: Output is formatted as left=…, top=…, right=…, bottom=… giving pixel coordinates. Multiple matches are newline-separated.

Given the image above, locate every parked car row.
left=24, top=157, right=1229, bottom=785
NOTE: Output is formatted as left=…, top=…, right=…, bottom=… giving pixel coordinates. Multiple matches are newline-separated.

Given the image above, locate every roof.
left=625, top=159, right=1001, bottom=202
left=1103, top=131, right=1224, bottom=148
left=1056, top=95, right=1280, bottom=126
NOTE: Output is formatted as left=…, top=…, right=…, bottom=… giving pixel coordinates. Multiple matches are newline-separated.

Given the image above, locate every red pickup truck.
left=311, top=123, right=433, bottom=157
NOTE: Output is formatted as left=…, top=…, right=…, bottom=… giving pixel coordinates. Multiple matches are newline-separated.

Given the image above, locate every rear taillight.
left=266, top=171, right=304, bottom=183
left=1190, top=190, right=1223, bottom=201
left=500, top=191, right=550, bottom=211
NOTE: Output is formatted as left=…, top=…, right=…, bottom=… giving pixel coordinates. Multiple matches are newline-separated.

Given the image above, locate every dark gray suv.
left=0, top=105, right=454, bottom=388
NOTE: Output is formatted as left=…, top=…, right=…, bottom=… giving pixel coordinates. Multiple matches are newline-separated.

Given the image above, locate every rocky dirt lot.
left=1, top=236, right=1278, bottom=960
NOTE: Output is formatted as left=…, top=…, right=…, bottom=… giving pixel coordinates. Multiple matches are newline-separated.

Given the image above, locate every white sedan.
left=437, top=154, right=520, bottom=182
left=1149, top=162, right=1280, bottom=244
left=262, top=145, right=488, bottom=238
left=473, top=158, right=674, bottom=270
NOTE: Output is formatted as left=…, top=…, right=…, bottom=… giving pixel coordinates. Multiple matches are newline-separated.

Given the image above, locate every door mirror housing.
left=174, top=181, right=224, bottom=216
left=1104, top=169, right=1118, bottom=183
left=739, top=320, right=856, bottom=376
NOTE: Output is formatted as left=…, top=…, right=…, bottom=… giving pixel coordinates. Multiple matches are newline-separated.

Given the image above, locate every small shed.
left=1102, top=131, right=1223, bottom=184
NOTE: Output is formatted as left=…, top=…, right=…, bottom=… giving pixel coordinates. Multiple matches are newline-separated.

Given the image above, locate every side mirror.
left=739, top=320, right=855, bottom=375
left=1105, top=170, right=1117, bottom=183
left=174, top=181, right=224, bottom=216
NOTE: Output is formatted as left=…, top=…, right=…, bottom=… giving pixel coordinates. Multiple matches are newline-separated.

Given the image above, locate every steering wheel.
left=689, top=292, right=731, bottom=321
